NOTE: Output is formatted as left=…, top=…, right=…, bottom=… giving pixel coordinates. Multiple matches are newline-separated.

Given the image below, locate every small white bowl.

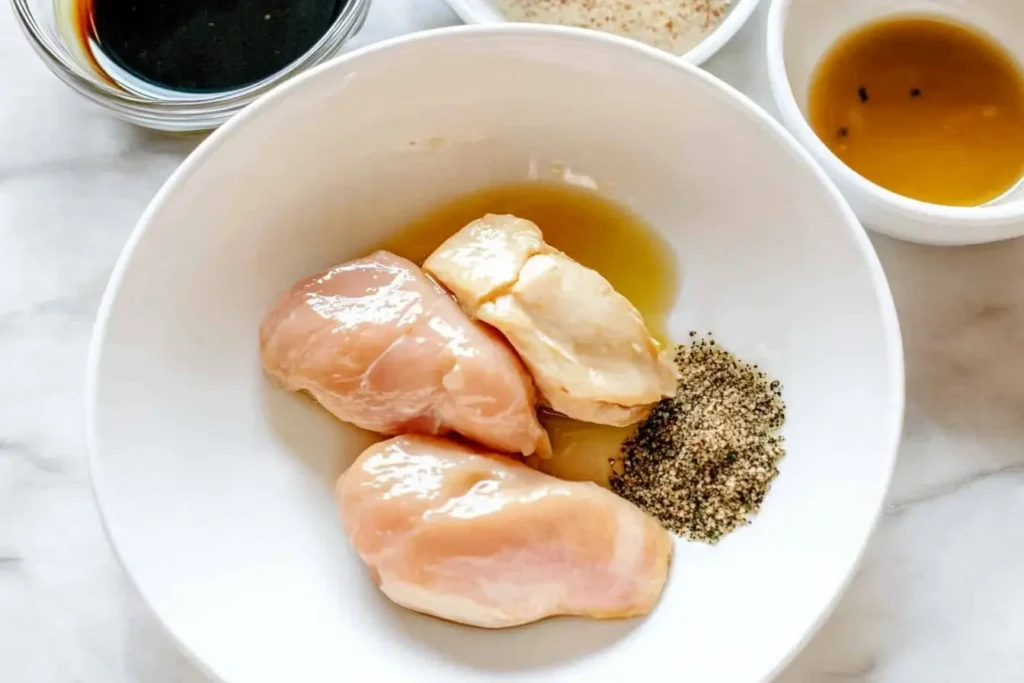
left=445, top=0, right=763, bottom=65
left=88, top=25, right=903, bottom=683
left=766, top=0, right=1024, bottom=245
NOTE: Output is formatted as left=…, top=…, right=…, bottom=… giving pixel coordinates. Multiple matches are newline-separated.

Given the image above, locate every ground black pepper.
left=610, top=334, right=786, bottom=543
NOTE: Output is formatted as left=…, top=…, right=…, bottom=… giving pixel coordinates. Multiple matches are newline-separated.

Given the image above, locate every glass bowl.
left=10, top=0, right=372, bottom=132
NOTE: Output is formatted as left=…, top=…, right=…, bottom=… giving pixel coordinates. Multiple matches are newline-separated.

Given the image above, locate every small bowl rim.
left=10, top=0, right=372, bottom=131
left=765, top=0, right=1024, bottom=242
left=443, top=0, right=764, bottom=66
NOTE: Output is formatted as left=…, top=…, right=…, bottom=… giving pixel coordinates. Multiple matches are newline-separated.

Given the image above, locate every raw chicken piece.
left=259, top=251, right=550, bottom=458
left=423, top=215, right=678, bottom=427
left=337, top=434, right=672, bottom=628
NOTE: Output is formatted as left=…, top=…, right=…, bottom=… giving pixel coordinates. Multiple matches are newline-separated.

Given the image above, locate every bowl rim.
left=765, top=0, right=1024, bottom=240
left=442, top=0, right=764, bottom=65
left=85, top=23, right=905, bottom=683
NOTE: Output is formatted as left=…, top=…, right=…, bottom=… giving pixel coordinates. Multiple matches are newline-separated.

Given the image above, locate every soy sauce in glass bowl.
left=11, top=0, right=371, bottom=132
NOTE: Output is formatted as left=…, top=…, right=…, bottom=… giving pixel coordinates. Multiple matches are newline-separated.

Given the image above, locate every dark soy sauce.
left=78, top=0, right=345, bottom=94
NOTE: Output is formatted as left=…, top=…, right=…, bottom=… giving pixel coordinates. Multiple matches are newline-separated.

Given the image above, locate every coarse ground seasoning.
left=610, top=333, right=786, bottom=543
left=495, top=0, right=734, bottom=55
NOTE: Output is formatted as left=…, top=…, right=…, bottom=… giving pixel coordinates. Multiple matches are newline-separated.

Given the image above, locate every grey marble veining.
left=2, top=1, right=1023, bottom=681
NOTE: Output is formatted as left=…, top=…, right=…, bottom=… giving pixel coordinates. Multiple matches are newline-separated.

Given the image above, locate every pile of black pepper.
left=610, top=334, right=786, bottom=543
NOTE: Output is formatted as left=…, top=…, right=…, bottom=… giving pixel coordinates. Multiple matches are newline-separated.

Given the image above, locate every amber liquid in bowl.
left=809, top=17, right=1024, bottom=207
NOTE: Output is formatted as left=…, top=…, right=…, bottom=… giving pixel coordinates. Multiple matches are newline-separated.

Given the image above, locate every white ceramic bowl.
left=87, top=25, right=904, bottom=683
left=444, top=0, right=763, bottom=65
left=766, top=0, right=1024, bottom=245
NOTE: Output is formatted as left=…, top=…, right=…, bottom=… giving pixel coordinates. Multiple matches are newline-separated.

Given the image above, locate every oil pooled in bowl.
left=73, top=0, right=345, bottom=95
left=380, top=181, right=679, bottom=487
left=809, top=16, right=1024, bottom=207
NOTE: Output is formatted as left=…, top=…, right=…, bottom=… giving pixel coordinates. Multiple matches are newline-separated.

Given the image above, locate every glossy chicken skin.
left=424, top=215, right=678, bottom=427
left=337, top=434, right=673, bottom=628
left=259, top=251, right=550, bottom=458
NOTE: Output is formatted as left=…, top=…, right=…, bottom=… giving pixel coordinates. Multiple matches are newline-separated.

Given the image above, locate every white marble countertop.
left=2, top=1, right=1023, bottom=681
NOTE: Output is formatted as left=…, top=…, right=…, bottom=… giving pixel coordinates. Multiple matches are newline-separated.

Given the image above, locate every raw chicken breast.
left=423, top=215, right=678, bottom=427
left=337, top=434, right=672, bottom=628
left=259, top=251, right=550, bottom=458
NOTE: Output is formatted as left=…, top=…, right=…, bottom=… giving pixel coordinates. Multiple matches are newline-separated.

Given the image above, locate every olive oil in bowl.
left=808, top=16, right=1024, bottom=207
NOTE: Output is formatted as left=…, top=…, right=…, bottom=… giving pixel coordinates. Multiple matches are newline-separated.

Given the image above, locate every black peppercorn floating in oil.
left=76, top=0, right=346, bottom=94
